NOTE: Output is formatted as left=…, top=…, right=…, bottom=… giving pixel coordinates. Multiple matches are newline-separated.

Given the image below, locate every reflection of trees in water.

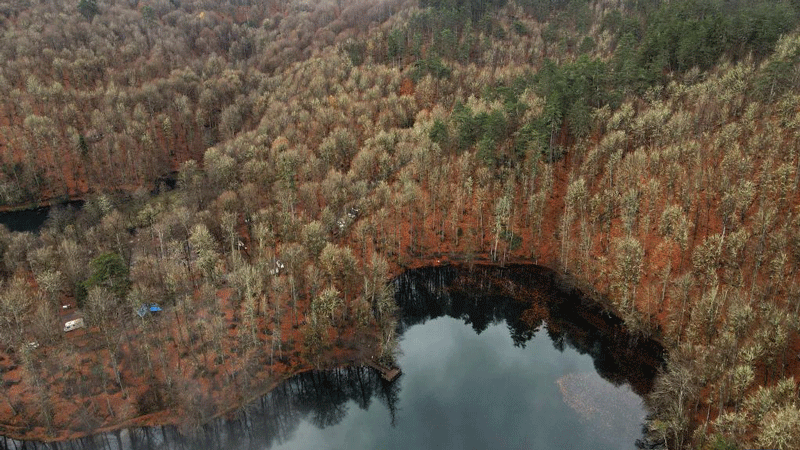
left=1, top=367, right=398, bottom=450
left=394, top=266, right=537, bottom=347
left=227, top=367, right=399, bottom=449
left=3, top=264, right=660, bottom=450
left=394, top=264, right=663, bottom=396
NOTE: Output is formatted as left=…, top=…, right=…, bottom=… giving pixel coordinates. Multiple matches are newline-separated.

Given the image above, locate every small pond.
left=0, top=201, right=84, bottom=233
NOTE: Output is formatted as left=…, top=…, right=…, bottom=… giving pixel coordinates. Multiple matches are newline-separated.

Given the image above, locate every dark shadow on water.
left=1, top=264, right=663, bottom=450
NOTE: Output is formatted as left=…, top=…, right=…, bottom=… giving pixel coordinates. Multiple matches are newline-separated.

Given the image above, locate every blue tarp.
left=136, top=303, right=162, bottom=318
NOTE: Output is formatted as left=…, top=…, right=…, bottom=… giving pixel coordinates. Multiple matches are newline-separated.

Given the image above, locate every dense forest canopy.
left=0, top=0, right=797, bottom=204
left=1, top=0, right=800, bottom=448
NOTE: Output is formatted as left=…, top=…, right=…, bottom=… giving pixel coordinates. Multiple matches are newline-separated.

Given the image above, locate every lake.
left=0, top=265, right=663, bottom=450
left=268, top=316, right=645, bottom=450
left=0, top=200, right=84, bottom=233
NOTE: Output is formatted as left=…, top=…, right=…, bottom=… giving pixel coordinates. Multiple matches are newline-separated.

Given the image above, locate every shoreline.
left=0, top=195, right=85, bottom=214
left=0, top=259, right=663, bottom=445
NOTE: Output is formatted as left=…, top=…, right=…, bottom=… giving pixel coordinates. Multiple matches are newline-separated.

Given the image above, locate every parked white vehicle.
left=63, top=317, right=86, bottom=332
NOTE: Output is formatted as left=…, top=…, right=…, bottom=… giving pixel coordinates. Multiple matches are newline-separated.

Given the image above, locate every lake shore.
left=0, top=260, right=664, bottom=445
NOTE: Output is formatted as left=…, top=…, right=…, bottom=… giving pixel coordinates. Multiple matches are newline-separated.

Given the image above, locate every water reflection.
left=1, top=367, right=397, bottom=450
left=1, top=265, right=663, bottom=450
left=394, top=265, right=663, bottom=396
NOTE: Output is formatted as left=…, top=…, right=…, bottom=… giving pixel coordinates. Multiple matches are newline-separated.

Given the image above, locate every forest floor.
left=0, top=285, right=379, bottom=441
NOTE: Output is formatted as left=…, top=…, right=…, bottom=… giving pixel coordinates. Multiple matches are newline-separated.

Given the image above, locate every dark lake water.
left=1, top=265, right=663, bottom=450
left=0, top=201, right=84, bottom=233
left=0, top=206, right=52, bottom=233
left=269, top=316, right=645, bottom=450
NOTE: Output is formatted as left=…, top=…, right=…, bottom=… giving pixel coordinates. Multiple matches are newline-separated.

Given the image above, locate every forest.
left=1, top=0, right=800, bottom=448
